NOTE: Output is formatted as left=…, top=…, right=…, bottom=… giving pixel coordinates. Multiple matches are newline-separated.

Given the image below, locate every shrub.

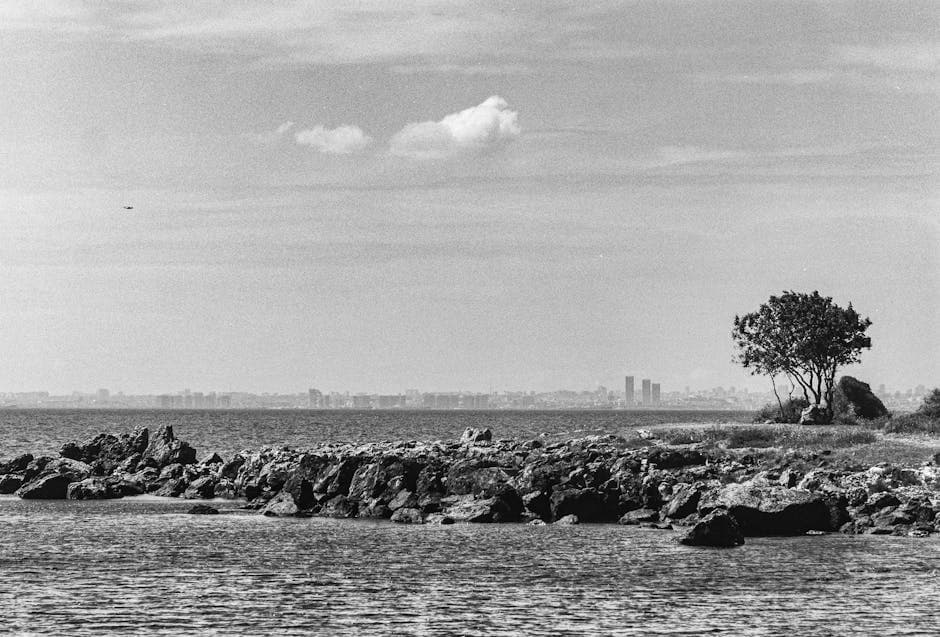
left=753, top=397, right=809, bottom=424
left=726, top=426, right=779, bottom=448
left=883, top=412, right=940, bottom=435
left=832, top=376, right=888, bottom=420
left=917, top=388, right=940, bottom=419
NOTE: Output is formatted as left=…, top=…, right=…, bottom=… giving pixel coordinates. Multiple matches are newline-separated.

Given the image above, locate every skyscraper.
left=624, top=376, right=635, bottom=407
left=641, top=379, right=651, bottom=405
left=652, top=383, right=661, bottom=406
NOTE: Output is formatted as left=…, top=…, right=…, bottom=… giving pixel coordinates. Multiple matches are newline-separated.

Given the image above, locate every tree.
left=917, top=388, right=940, bottom=419
left=732, top=291, right=872, bottom=423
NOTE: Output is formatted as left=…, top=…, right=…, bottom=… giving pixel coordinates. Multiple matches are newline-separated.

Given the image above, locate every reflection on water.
left=0, top=497, right=938, bottom=636
left=0, top=409, right=752, bottom=458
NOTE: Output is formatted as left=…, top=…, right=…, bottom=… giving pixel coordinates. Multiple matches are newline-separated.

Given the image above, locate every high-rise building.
left=308, top=388, right=323, bottom=408
left=624, top=376, right=635, bottom=406
left=641, top=379, right=652, bottom=405
left=652, top=383, right=661, bottom=405
left=96, top=388, right=110, bottom=404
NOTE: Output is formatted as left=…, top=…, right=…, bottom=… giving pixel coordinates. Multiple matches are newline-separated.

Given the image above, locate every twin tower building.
left=625, top=376, right=661, bottom=407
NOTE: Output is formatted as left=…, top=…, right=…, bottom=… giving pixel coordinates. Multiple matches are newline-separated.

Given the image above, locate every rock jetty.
left=2, top=425, right=939, bottom=545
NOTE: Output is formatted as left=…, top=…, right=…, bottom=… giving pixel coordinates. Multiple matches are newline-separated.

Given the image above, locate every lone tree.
left=732, top=291, right=872, bottom=423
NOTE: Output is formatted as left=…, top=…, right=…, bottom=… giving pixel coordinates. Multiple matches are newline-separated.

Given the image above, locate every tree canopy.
left=732, top=291, right=872, bottom=421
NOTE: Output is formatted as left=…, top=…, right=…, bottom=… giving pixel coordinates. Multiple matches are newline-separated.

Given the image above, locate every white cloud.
left=388, top=63, right=531, bottom=76
left=389, top=96, right=520, bottom=160
left=295, top=125, right=373, bottom=155
left=695, top=70, right=834, bottom=86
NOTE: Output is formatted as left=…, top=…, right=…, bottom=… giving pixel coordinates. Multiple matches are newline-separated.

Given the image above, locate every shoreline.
left=2, top=424, right=939, bottom=546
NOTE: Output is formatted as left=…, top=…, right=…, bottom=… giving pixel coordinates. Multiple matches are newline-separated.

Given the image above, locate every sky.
left=0, top=1, right=937, bottom=395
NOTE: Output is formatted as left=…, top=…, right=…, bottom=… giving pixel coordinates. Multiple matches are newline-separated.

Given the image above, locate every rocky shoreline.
left=2, top=425, right=939, bottom=546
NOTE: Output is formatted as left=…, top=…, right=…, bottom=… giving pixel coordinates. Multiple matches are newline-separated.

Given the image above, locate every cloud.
left=295, top=125, right=373, bottom=155
left=388, top=63, right=531, bottom=76
left=646, top=146, right=746, bottom=168
left=389, top=96, right=520, bottom=160
left=835, top=43, right=940, bottom=71
left=246, top=121, right=295, bottom=144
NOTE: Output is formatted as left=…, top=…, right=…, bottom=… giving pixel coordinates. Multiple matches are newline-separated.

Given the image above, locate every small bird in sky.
left=122, top=205, right=134, bottom=210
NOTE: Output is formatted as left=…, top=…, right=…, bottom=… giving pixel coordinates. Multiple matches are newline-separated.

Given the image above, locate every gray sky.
left=1, top=1, right=937, bottom=394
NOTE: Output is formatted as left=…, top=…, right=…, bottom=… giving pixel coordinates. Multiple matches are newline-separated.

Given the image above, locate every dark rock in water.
left=554, top=514, right=579, bottom=525
left=23, top=457, right=53, bottom=483
left=799, top=404, right=829, bottom=426
left=16, top=473, right=72, bottom=499
left=47, top=458, right=93, bottom=483
left=387, top=489, right=419, bottom=511
left=550, top=487, right=606, bottom=522
left=261, top=492, right=299, bottom=517
left=0, top=474, right=24, bottom=494
left=618, top=508, right=659, bottom=525
left=700, top=484, right=831, bottom=535
left=833, top=376, right=888, bottom=420
left=59, top=442, right=83, bottom=461
left=182, top=476, right=216, bottom=499
left=313, top=459, right=360, bottom=499
left=447, top=463, right=511, bottom=497
left=442, top=494, right=506, bottom=523
left=0, top=453, right=34, bottom=474
left=459, top=427, right=492, bottom=444
left=390, top=507, right=424, bottom=524
left=143, top=425, right=196, bottom=467
left=188, top=504, right=219, bottom=515
left=679, top=510, right=745, bottom=548
left=221, top=455, right=245, bottom=480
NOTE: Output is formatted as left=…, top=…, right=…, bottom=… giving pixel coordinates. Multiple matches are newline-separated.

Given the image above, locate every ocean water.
left=0, top=409, right=752, bottom=459
left=0, top=496, right=938, bottom=636
left=1, top=410, right=938, bottom=635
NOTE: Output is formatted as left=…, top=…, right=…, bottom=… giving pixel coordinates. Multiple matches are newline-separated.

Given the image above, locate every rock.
left=151, top=478, right=187, bottom=497
left=646, top=448, right=706, bottom=469
left=425, top=513, right=456, bottom=525
left=663, top=483, right=701, bottom=519
left=143, top=425, right=196, bottom=467
left=0, top=474, right=24, bottom=494
left=390, top=507, right=425, bottom=524
left=199, top=452, right=224, bottom=466
left=59, top=442, right=83, bottom=460
left=182, top=476, right=216, bottom=499
left=313, top=459, right=360, bottom=499
left=446, top=463, right=511, bottom=496
left=45, top=458, right=93, bottom=483
left=442, top=495, right=507, bottom=523
left=700, top=484, right=831, bottom=535
left=459, top=427, right=492, bottom=444
left=554, top=514, right=579, bottom=525
left=522, top=490, right=551, bottom=520
left=679, top=510, right=745, bottom=548
left=319, top=494, right=358, bottom=518
left=0, top=453, right=34, bottom=474
left=16, top=473, right=73, bottom=499
left=261, top=492, right=300, bottom=517
left=618, top=508, right=659, bottom=525
left=861, top=492, right=901, bottom=513
left=799, top=404, right=829, bottom=426
left=188, top=504, right=219, bottom=515
left=67, top=477, right=121, bottom=500
left=833, top=376, right=888, bottom=420
left=550, top=487, right=607, bottom=522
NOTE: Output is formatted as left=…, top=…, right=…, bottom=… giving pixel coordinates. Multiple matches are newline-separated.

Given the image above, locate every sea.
left=1, top=409, right=938, bottom=636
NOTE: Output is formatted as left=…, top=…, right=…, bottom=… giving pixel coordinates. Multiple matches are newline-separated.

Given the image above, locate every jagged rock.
left=0, top=474, right=24, bottom=494
left=618, top=508, right=659, bottom=525
left=221, top=455, right=246, bottom=480
left=442, top=493, right=519, bottom=523
left=261, top=492, right=300, bottom=517
left=528, top=519, right=547, bottom=526
left=199, top=452, right=224, bottom=466
left=679, top=510, right=745, bottom=548
left=182, top=476, right=216, bottom=499
left=460, top=427, right=492, bottom=444
left=387, top=489, right=419, bottom=511
left=0, top=453, right=34, bottom=474
left=663, top=483, right=702, bottom=519
left=151, top=478, right=187, bottom=497
left=646, top=448, right=706, bottom=469
left=143, top=425, right=196, bottom=467
left=188, top=504, right=219, bottom=515
left=555, top=514, right=579, bottom=525
left=861, top=492, right=901, bottom=513
left=390, top=507, right=425, bottom=524
left=45, top=458, right=94, bottom=482
left=522, top=490, right=550, bottom=520
left=16, top=474, right=73, bottom=499
left=833, top=376, right=888, bottom=420
left=67, top=477, right=118, bottom=500
left=700, top=484, right=831, bottom=535
left=313, top=459, right=360, bottom=498
left=446, top=463, right=511, bottom=496
left=23, top=457, right=52, bottom=483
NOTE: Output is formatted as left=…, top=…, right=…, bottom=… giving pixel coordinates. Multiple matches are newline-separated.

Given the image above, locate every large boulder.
left=549, top=488, right=608, bottom=522
left=446, top=462, right=511, bottom=497
left=460, top=427, right=492, bottom=444
left=700, top=483, right=831, bottom=535
left=182, top=476, right=216, bottom=499
left=261, top=492, right=301, bottom=517
left=61, top=428, right=150, bottom=474
left=390, top=507, right=425, bottom=524
left=679, top=510, right=745, bottom=548
left=0, top=474, right=24, bottom=494
left=143, top=425, right=196, bottom=467
left=833, top=376, right=888, bottom=420
left=0, top=453, right=34, bottom=474
left=442, top=490, right=523, bottom=523
left=662, top=483, right=702, bottom=519
left=16, top=473, right=73, bottom=499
